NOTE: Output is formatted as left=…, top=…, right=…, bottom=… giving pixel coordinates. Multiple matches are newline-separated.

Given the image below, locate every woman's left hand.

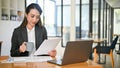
left=48, top=49, right=57, bottom=57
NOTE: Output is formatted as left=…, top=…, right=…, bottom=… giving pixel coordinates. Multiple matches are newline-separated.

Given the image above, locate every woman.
left=10, top=3, right=56, bottom=57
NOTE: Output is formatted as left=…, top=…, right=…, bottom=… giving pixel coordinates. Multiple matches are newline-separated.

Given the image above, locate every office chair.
left=93, top=36, right=118, bottom=68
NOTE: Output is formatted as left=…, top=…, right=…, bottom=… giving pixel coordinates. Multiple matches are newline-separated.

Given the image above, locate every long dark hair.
left=20, top=3, right=43, bottom=28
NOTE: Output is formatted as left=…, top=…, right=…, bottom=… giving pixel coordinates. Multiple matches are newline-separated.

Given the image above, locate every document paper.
left=34, top=38, right=61, bottom=55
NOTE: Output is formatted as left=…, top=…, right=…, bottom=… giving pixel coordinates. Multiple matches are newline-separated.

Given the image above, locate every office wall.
left=0, top=21, right=22, bottom=56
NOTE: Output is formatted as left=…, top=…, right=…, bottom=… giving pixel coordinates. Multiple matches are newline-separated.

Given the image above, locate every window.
left=26, top=0, right=61, bottom=37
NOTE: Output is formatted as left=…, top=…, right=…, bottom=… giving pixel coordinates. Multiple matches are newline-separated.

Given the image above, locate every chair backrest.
left=110, top=36, right=119, bottom=50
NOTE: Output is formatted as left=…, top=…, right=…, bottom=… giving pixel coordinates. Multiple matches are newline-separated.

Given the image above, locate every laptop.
left=47, top=40, right=93, bottom=65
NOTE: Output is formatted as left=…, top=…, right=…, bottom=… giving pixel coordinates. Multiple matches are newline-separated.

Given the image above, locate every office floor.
left=98, top=51, right=120, bottom=68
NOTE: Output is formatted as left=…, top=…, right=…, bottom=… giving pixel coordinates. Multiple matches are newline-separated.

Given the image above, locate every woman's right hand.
left=19, top=42, right=26, bottom=53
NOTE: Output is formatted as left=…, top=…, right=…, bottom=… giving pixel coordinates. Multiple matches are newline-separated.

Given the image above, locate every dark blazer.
left=10, top=25, right=47, bottom=57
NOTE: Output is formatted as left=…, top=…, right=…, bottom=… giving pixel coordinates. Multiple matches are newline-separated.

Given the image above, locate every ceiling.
left=105, top=0, right=120, bottom=9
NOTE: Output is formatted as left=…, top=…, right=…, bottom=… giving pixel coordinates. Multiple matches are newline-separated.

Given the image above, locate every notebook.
left=47, top=40, right=93, bottom=65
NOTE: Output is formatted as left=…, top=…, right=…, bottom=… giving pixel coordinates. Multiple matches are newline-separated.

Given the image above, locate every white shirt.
left=27, top=27, right=36, bottom=50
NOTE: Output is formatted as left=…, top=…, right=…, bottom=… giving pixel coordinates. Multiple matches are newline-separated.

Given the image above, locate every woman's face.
left=26, top=9, right=40, bottom=27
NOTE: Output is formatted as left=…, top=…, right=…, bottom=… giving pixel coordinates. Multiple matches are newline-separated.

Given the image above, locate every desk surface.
left=0, top=56, right=103, bottom=68
left=113, top=34, right=120, bottom=36
left=78, top=38, right=106, bottom=42
left=93, top=38, right=106, bottom=43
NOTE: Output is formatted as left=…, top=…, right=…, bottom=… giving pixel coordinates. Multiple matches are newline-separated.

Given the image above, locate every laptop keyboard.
left=48, top=59, right=62, bottom=65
